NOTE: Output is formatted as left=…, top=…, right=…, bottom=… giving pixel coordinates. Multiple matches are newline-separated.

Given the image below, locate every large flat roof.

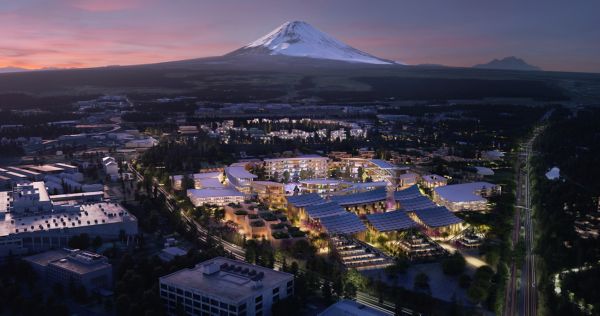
left=0, top=202, right=137, bottom=237
left=433, top=182, right=497, bottom=203
left=160, top=257, right=293, bottom=303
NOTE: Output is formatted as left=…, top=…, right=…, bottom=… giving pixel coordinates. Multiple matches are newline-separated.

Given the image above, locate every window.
left=211, top=299, right=219, bottom=306
left=160, top=284, right=167, bottom=289
left=176, top=288, right=183, bottom=295
left=273, top=295, right=279, bottom=302
left=238, top=303, right=246, bottom=311
left=185, top=291, right=192, bottom=297
left=255, top=303, right=262, bottom=311
left=202, top=297, right=209, bottom=303
left=272, top=287, right=279, bottom=294
left=255, top=296, right=262, bottom=303
left=229, top=305, right=236, bottom=312
left=287, top=280, right=293, bottom=287
left=193, top=294, right=201, bottom=300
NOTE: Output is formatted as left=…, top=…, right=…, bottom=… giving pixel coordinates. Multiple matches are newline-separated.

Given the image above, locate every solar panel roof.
left=286, top=193, right=325, bottom=207
left=393, top=185, right=422, bottom=201
left=397, top=196, right=436, bottom=211
left=331, top=188, right=387, bottom=206
left=366, top=210, right=418, bottom=232
left=305, top=201, right=346, bottom=220
left=320, top=212, right=367, bottom=235
left=413, top=206, right=463, bottom=228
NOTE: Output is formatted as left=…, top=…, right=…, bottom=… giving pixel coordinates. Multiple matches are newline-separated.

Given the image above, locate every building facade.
left=159, top=257, right=294, bottom=316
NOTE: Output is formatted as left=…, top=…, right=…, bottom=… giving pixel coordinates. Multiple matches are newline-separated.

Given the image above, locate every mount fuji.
left=227, top=21, right=394, bottom=65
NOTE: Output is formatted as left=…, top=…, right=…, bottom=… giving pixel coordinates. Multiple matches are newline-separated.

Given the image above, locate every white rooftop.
left=433, top=182, right=497, bottom=203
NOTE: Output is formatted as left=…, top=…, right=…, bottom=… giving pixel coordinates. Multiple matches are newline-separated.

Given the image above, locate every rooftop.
left=396, top=196, right=436, bottom=211
left=366, top=210, right=418, bottom=232
left=413, top=206, right=463, bottom=228
left=319, top=299, right=389, bottom=316
left=369, top=159, right=396, bottom=169
left=330, top=188, right=387, bottom=206
left=187, top=188, right=244, bottom=199
left=433, top=182, right=497, bottom=203
left=393, top=185, right=422, bottom=201
left=225, top=166, right=257, bottom=179
left=286, top=193, right=325, bottom=207
left=305, top=201, right=346, bottom=220
left=160, top=257, right=293, bottom=303
left=319, top=212, right=366, bottom=235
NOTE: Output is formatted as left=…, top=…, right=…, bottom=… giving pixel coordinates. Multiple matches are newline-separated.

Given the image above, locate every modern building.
left=330, top=188, right=388, bottom=215
left=24, top=248, right=113, bottom=292
left=420, top=174, right=448, bottom=189
left=0, top=182, right=138, bottom=259
left=187, top=188, right=245, bottom=207
left=102, top=156, right=119, bottom=180
left=263, top=155, right=328, bottom=181
left=251, top=181, right=286, bottom=209
left=432, top=182, right=501, bottom=212
left=159, top=257, right=294, bottom=316
left=225, top=166, right=257, bottom=194
left=298, top=179, right=351, bottom=195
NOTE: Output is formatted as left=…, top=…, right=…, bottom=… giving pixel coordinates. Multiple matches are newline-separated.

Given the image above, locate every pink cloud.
left=66, top=0, right=144, bottom=12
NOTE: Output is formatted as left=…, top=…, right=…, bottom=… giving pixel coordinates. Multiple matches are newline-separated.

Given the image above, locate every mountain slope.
left=473, top=56, right=541, bottom=71
left=0, top=67, right=29, bottom=74
left=227, top=21, right=393, bottom=65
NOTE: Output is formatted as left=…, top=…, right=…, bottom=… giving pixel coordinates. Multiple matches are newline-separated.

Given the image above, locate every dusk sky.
left=1, top=0, right=599, bottom=72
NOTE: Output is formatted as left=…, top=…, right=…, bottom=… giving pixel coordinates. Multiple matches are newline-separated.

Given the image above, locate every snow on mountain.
left=228, top=21, right=392, bottom=65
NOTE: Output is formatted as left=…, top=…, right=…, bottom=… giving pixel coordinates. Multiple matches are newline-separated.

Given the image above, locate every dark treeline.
left=532, top=107, right=600, bottom=315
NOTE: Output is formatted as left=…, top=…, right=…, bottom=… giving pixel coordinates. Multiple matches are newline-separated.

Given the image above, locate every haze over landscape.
left=1, top=0, right=600, bottom=73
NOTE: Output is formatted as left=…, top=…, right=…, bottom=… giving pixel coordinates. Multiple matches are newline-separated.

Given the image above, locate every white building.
left=263, top=155, right=328, bottom=181
left=24, top=249, right=113, bottom=292
left=225, top=166, right=257, bottom=194
left=187, top=188, right=245, bottom=207
left=0, top=182, right=138, bottom=259
left=433, top=182, right=501, bottom=212
left=421, top=174, right=448, bottom=189
left=159, top=257, right=294, bottom=316
left=102, top=157, right=119, bottom=180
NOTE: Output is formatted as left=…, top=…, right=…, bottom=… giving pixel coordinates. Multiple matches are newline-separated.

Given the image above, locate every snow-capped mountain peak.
left=228, top=21, right=392, bottom=65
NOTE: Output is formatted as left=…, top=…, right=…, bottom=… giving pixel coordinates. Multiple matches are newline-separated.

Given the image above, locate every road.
left=504, top=128, right=540, bottom=316
left=521, top=134, right=537, bottom=316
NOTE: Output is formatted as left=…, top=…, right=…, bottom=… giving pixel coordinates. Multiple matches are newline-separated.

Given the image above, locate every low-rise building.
left=187, top=188, right=245, bottom=207
left=432, top=182, right=501, bottom=212
left=159, top=257, right=294, bottom=316
left=420, top=174, right=447, bottom=189
left=0, top=182, right=138, bottom=259
left=24, top=249, right=112, bottom=292
left=264, top=155, right=328, bottom=181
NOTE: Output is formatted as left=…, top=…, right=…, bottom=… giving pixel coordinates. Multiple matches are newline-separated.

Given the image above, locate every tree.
left=322, top=281, right=333, bottom=303
left=344, top=281, right=357, bottom=299
left=68, top=234, right=90, bottom=250
left=282, top=170, right=290, bottom=183
left=414, top=272, right=430, bottom=292
left=441, top=252, right=466, bottom=276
